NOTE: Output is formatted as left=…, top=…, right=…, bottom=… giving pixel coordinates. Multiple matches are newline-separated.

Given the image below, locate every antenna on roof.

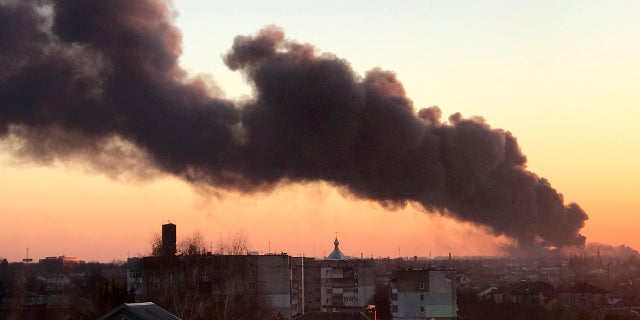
left=22, top=247, right=33, bottom=264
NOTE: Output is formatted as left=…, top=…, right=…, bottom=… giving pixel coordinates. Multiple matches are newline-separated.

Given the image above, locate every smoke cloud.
left=0, top=0, right=587, bottom=252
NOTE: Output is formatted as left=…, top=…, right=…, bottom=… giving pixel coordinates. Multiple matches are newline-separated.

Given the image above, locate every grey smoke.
left=0, top=0, right=587, bottom=251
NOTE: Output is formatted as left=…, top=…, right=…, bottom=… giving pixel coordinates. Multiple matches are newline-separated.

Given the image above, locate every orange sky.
left=0, top=147, right=637, bottom=262
left=0, top=161, right=514, bottom=262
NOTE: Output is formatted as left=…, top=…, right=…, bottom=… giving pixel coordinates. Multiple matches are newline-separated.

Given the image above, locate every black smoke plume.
left=0, top=0, right=587, bottom=251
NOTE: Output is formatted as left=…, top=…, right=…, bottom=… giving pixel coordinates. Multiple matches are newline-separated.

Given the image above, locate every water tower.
left=161, top=223, right=176, bottom=257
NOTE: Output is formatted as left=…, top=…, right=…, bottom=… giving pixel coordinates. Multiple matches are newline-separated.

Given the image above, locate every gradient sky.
left=1, top=1, right=639, bottom=262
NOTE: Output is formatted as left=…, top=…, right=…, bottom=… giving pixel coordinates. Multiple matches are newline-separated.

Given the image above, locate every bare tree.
left=149, top=232, right=162, bottom=256
left=178, top=230, right=207, bottom=256
left=215, top=231, right=249, bottom=255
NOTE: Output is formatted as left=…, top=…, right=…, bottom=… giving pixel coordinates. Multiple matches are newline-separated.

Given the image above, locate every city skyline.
left=1, top=1, right=639, bottom=262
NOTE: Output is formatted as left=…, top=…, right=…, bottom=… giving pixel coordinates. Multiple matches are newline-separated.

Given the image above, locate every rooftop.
left=97, top=302, right=181, bottom=320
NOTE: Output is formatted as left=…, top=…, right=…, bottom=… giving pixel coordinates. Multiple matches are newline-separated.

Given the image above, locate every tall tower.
left=161, top=223, right=176, bottom=257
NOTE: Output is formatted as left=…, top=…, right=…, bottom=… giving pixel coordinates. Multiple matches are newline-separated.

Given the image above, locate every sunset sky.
left=1, top=1, right=639, bottom=262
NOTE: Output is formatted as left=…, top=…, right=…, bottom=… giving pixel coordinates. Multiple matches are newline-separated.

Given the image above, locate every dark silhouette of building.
left=161, top=223, right=176, bottom=257
left=130, top=254, right=292, bottom=319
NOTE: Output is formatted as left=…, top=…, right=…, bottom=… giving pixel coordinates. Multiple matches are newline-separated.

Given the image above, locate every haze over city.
left=1, top=0, right=639, bottom=263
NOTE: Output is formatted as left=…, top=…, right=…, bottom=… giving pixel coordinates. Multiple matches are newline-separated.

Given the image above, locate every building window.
left=419, top=282, right=425, bottom=290
left=421, top=306, right=424, bottom=313
left=420, top=294, right=424, bottom=300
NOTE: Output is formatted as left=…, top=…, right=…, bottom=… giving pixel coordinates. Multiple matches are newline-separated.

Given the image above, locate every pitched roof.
left=97, top=302, right=181, bottom=320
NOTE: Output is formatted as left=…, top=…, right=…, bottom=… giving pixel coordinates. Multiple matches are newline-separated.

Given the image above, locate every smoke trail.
left=0, top=0, right=587, bottom=251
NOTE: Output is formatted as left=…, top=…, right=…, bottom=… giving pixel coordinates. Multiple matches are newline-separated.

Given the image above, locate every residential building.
left=318, top=237, right=376, bottom=313
left=291, top=256, right=318, bottom=316
left=132, top=253, right=292, bottom=319
left=391, top=269, right=457, bottom=320
left=126, top=257, right=144, bottom=301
